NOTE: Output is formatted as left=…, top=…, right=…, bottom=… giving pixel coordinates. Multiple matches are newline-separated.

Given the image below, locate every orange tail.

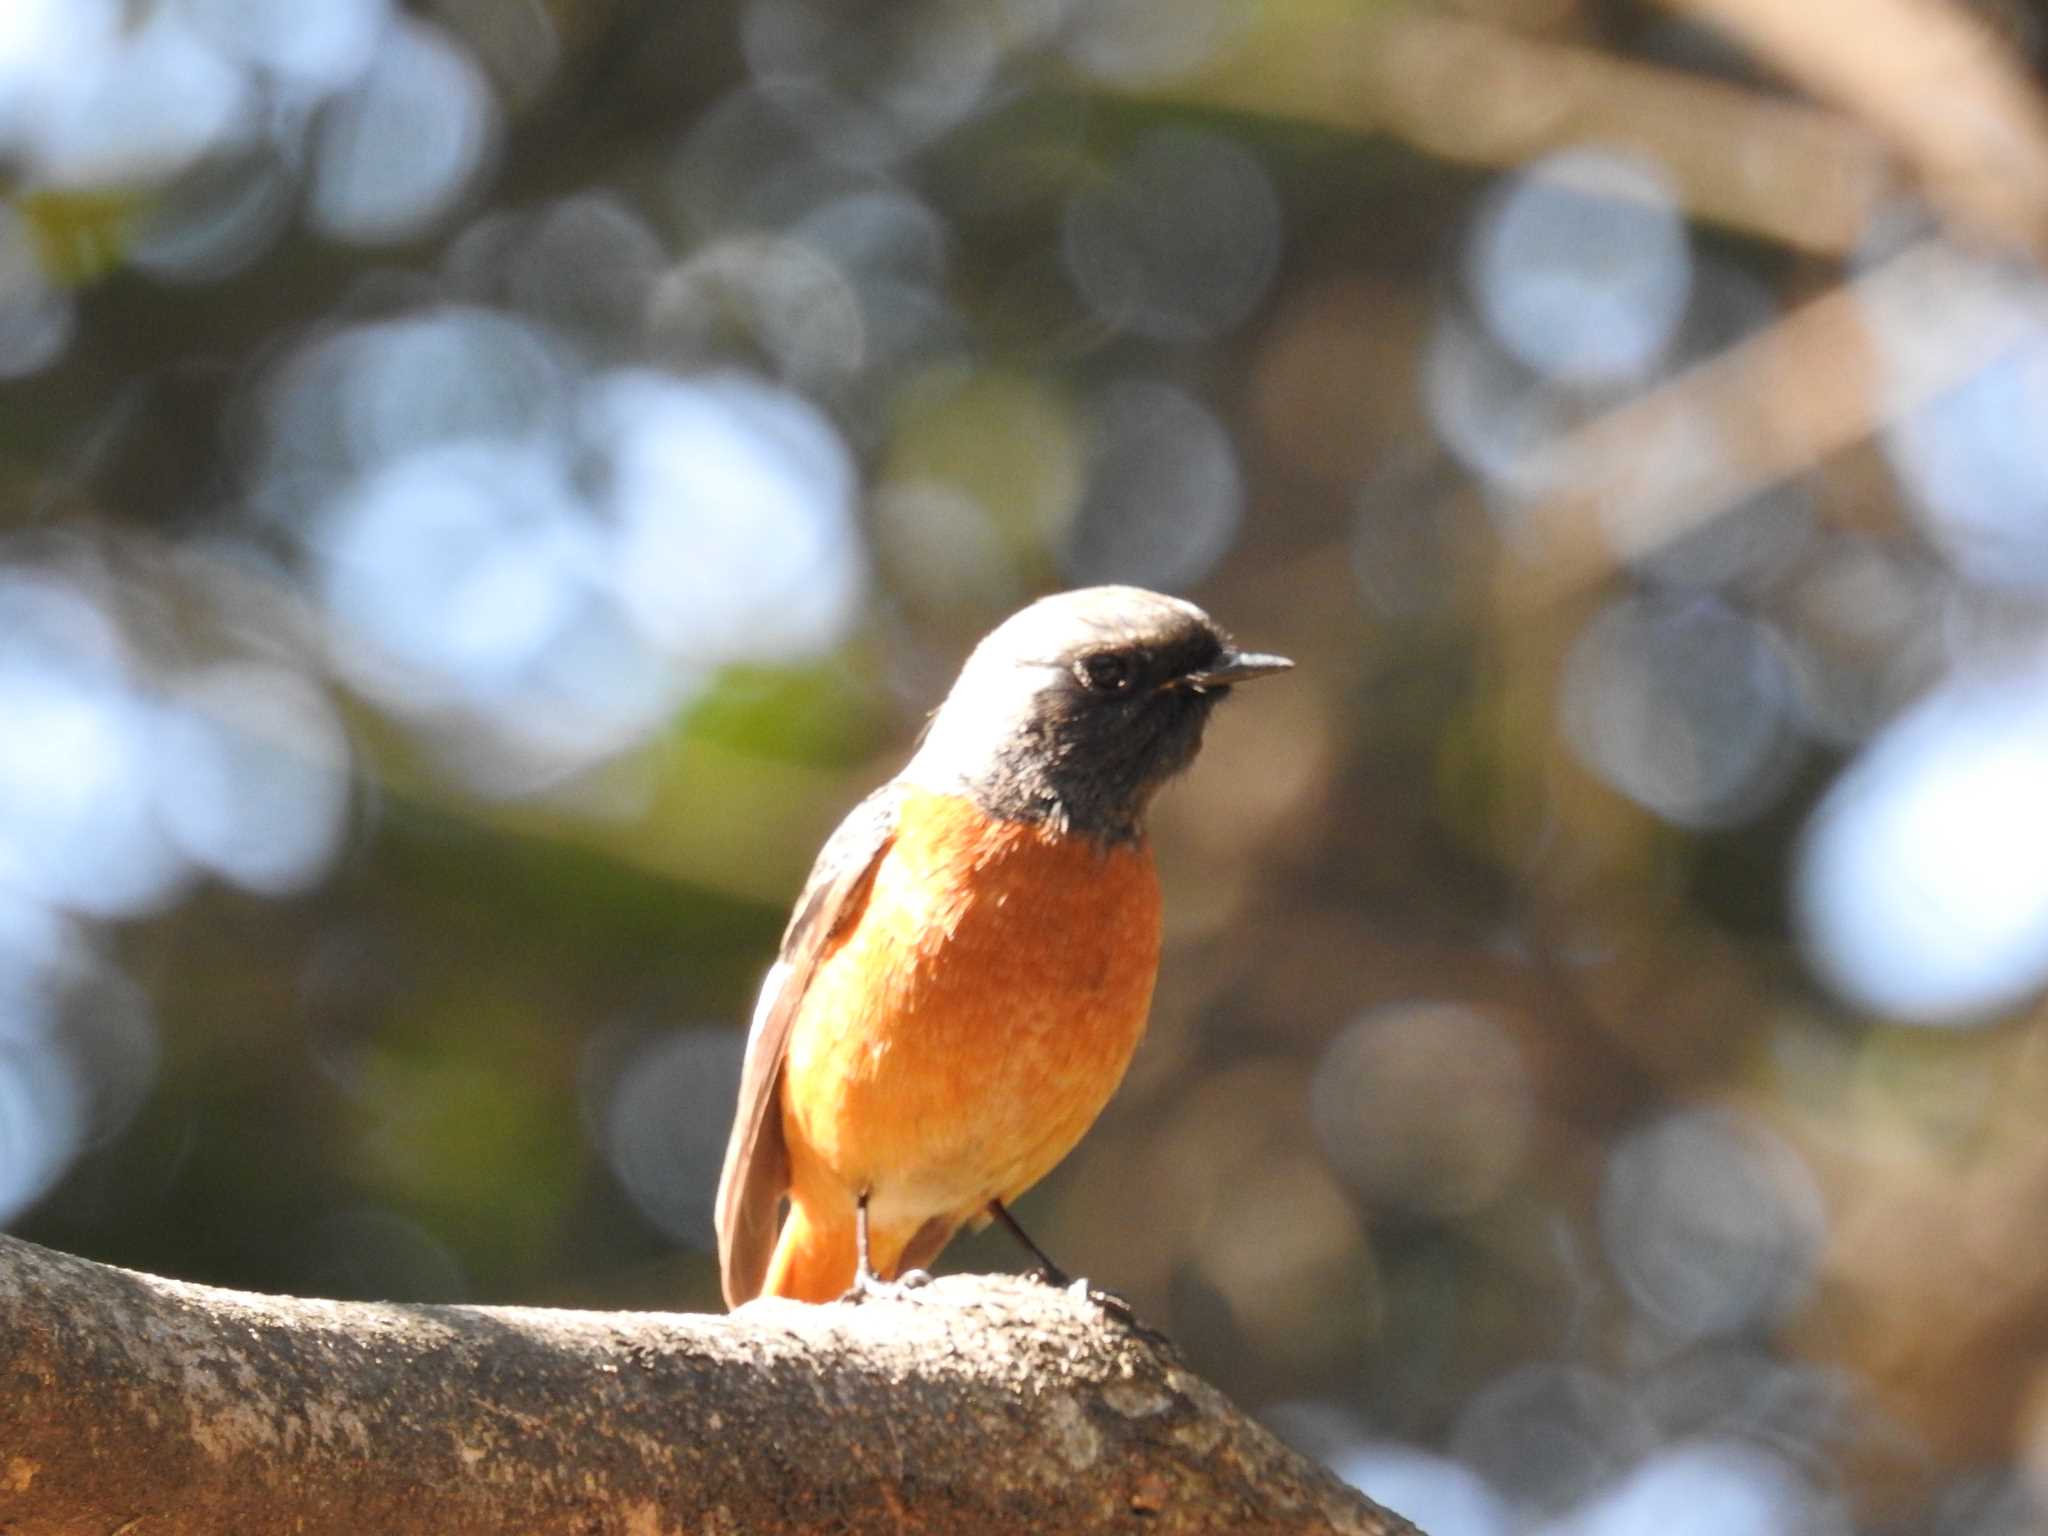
left=762, top=1198, right=858, bottom=1303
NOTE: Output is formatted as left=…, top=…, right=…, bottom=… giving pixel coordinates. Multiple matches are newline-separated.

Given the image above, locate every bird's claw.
left=837, top=1268, right=931, bottom=1305
left=1033, top=1272, right=1174, bottom=1350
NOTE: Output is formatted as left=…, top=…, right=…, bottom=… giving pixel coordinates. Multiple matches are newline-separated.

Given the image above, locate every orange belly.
left=771, top=788, right=1162, bottom=1297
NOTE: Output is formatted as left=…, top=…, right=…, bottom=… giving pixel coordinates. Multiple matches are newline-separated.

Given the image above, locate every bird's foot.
left=837, top=1267, right=932, bottom=1305
left=1026, top=1270, right=1174, bottom=1350
left=1023, top=1258, right=1072, bottom=1289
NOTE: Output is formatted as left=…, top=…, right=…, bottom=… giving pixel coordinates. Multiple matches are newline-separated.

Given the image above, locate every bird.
left=715, top=585, right=1292, bottom=1306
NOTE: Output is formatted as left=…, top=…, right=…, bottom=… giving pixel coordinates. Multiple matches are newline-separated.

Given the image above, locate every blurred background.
left=7, top=0, right=2048, bottom=1530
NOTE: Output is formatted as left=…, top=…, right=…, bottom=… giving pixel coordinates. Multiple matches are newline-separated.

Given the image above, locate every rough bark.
left=0, top=1234, right=1411, bottom=1535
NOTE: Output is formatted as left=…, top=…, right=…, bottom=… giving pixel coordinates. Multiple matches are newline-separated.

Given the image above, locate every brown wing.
left=715, top=784, right=900, bottom=1306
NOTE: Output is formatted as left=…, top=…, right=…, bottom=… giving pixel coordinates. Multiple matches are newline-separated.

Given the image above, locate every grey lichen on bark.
left=0, top=1232, right=1415, bottom=1535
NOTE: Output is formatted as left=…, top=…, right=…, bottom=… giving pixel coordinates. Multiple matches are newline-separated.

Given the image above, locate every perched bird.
left=715, top=585, right=1291, bottom=1306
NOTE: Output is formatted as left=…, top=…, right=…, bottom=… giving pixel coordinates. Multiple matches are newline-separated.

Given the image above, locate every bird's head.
left=905, top=586, right=1292, bottom=842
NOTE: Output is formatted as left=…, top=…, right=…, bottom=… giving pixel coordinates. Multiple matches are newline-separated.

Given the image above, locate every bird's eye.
left=1077, top=651, right=1136, bottom=692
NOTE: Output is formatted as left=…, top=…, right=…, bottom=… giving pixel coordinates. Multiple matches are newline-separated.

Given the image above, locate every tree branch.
left=1490, top=235, right=2048, bottom=610
left=0, top=1234, right=1409, bottom=1535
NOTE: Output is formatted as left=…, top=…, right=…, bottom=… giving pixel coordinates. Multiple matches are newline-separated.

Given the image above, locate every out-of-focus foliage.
left=8, top=0, right=2048, bottom=1529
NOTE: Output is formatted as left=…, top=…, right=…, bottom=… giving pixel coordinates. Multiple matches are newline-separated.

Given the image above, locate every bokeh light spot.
left=594, top=1026, right=743, bottom=1251
left=0, top=890, right=75, bottom=1046
left=873, top=480, right=1019, bottom=609
left=1310, top=1001, right=1533, bottom=1216
left=1798, top=669, right=2048, bottom=1022
left=1191, top=1148, right=1373, bottom=1371
left=507, top=195, right=668, bottom=340
left=741, top=0, right=998, bottom=169
left=1599, top=1107, right=1824, bottom=1341
left=341, top=307, right=572, bottom=468
left=0, top=573, right=188, bottom=918
left=178, top=0, right=388, bottom=93
left=0, top=203, right=74, bottom=378
left=1063, top=128, right=1282, bottom=342
left=650, top=234, right=867, bottom=391
left=669, top=85, right=863, bottom=234
left=152, top=663, right=352, bottom=896
left=255, top=306, right=572, bottom=528
left=23, top=5, right=249, bottom=190
left=1424, top=311, right=1578, bottom=496
left=1453, top=1365, right=1648, bottom=1519
left=1063, top=381, right=1241, bottom=590
left=591, top=369, right=866, bottom=664
left=129, top=145, right=296, bottom=283
left=1064, top=0, right=1240, bottom=83
left=315, top=440, right=602, bottom=710
left=1467, top=148, right=1692, bottom=386
left=1329, top=1445, right=1512, bottom=1536
left=878, top=368, right=1083, bottom=605
left=1559, top=591, right=1800, bottom=829
left=1563, top=1439, right=1834, bottom=1536
left=0, top=1037, right=85, bottom=1226
left=308, top=17, right=497, bottom=244
left=1887, top=325, right=2048, bottom=590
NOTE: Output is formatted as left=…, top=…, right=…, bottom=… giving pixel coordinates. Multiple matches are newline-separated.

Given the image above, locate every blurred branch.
left=0, top=1235, right=1403, bottom=1535
left=1138, top=6, right=1896, bottom=253
left=1661, top=0, right=2048, bottom=255
left=1495, top=236, right=2048, bottom=607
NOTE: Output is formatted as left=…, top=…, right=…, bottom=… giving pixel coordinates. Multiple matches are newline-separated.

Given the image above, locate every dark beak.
left=1177, top=649, right=1294, bottom=691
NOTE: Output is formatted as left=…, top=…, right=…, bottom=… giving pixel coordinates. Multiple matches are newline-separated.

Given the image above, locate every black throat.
left=963, top=683, right=1224, bottom=845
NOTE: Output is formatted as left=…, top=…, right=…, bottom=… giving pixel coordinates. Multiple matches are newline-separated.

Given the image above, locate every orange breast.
left=780, top=787, right=1162, bottom=1226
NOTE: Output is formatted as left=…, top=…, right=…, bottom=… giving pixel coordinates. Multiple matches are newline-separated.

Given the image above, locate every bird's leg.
left=839, top=1189, right=930, bottom=1302
left=988, top=1199, right=1071, bottom=1287
left=841, top=1189, right=886, bottom=1302
left=988, top=1198, right=1171, bottom=1347
left=855, top=1189, right=878, bottom=1285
